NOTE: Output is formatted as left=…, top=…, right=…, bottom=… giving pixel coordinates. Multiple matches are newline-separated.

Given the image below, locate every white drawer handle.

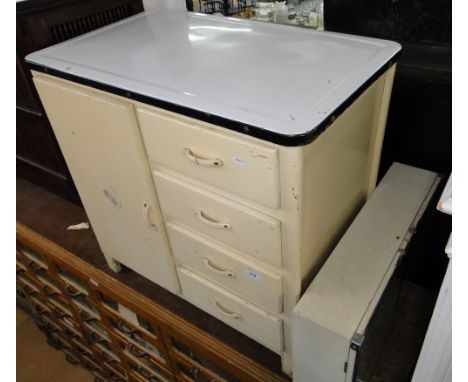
left=196, top=209, right=231, bottom=229
left=203, top=258, right=235, bottom=277
left=143, top=202, right=158, bottom=230
left=211, top=299, right=240, bottom=319
left=183, top=148, right=223, bottom=167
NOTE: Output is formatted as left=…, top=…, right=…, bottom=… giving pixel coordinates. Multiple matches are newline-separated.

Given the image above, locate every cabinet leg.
left=105, top=257, right=122, bottom=273
left=281, top=352, right=293, bottom=376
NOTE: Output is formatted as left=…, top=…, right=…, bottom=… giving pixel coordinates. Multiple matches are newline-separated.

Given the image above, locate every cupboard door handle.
left=183, top=148, right=223, bottom=167
left=143, top=202, right=158, bottom=231
left=195, top=209, right=231, bottom=229
left=211, top=299, right=240, bottom=319
left=202, top=258, right=235, bottom=277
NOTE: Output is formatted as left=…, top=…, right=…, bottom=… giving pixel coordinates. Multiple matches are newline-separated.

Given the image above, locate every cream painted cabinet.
left=27, top=10, right=401, bottom=375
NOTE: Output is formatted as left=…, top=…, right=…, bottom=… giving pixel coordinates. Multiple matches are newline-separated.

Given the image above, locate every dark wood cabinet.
left=16, top=0, right=144, bottom=204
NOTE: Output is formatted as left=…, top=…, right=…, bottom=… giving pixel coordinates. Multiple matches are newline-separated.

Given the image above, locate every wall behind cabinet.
left=324, top=0, right=452, bottom=177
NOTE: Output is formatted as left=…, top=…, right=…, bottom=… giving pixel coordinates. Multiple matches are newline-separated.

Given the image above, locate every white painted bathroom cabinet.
left=27, top=10, right=400, bottom=374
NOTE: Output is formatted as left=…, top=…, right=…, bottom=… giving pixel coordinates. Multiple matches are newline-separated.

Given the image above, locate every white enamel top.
left=26, top=10, right=400, bottom=137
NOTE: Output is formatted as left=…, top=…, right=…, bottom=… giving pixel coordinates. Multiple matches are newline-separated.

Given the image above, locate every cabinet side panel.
left=292, top=312, right=349, bottom=382
left=300, top=69, right=390, bottom=286
left=32, top=74, right=179, bottom=293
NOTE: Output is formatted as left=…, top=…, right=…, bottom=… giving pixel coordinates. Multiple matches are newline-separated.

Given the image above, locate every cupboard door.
left=32, top=75, right=179, bottom=293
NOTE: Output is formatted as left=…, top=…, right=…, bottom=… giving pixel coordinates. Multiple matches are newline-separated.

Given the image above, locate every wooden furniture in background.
left=16, top=0, right=144, bottom=203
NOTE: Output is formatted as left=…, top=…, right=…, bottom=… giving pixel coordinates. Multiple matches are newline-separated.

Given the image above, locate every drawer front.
left=178, top=267, right=283, bottom=354
left=167, top=223, right=283, bottom=313
left=154, top=172, right=282, bottom=267
left=137, top=107, right=280, bottom=208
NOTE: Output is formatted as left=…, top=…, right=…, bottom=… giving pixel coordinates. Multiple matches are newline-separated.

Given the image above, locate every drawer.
left=113, top=333, right=170, bottom=374
left=137, top=107, right=280, bottom=208
left=82, top=321, right=111, bottom=344
left=167, top=223, right=283, bottom=313
left=154, top=172, right=282, bottom=267
left=178, top=268, right=283, bottom=354
left=123, top=350, right=174, bottom=382
left=168, top=336, right=240, bottom=382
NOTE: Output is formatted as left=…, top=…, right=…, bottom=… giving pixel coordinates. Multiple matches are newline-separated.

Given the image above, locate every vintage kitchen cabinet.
left=26, top=10, right=400, bottom=374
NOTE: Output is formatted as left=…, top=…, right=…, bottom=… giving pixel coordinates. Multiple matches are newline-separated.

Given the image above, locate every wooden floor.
left=17, top=307, right=94, bottom=382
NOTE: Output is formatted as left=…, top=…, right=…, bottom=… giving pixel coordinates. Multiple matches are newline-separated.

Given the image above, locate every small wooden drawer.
left=91, top=370, right=109, bottom=382
left=96, top=290, right=120, bottom=312
left=36, top=273, right=62, bottom=297
left=48, top=296, right=74, bottom=319
left=71, top=296, right=101, bottom=322
left=71, top=338, right=94, bottom=358
left=79, top=354, right=103, bottom=373
left=96, top=290, right=161, bottom=342
left=16, top=260, right=28, bottom=275
left=173, top=353, right=232, bottom=382
left=50, top=331, right=73, bottom=351
left=113, top=334, right=170, bottom=374
left=178, top=268, right=283, bottom=354
left=58, top=312, right=80, bottom=328
left=102, top=307, right=161, bottom=349
left=19, top=247, right=49, bottom=272
left=83, top=320, right=111, bottom=344
left=93, top=341, right=122, bottom=365
left=123, top=350, right=173, bottom=382
left=168, top=223, right=283, bottom=313
left=58, top=320, right=83, bottom=341
left=169, top=338, right=239, bottom=382
left=41, top=315, right=62, bottom=333
left=137, top=106, right=280, bottom=208
left=55, top=263, right=90, bottom=296
left=17, top=274, right=41, bottom=297
left=30, top=296, right=52, bottom=315
left=128, top=371, right=148, bottom=382
left=103, top=361, right=129, bottom=382
left=154, top=171, right=282, bottom=267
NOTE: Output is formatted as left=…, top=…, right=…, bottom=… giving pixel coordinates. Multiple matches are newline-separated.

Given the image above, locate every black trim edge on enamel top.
left=26, top=51, right=400, bottom=147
